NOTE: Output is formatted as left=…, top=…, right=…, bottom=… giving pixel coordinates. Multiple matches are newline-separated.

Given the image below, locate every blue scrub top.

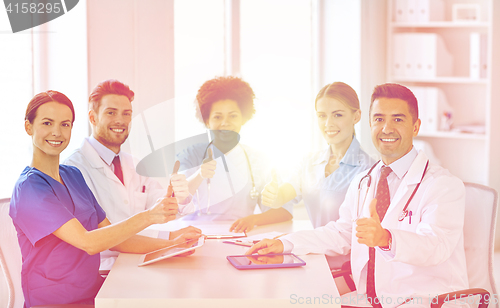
left=9, top=165, right=107, bottom=307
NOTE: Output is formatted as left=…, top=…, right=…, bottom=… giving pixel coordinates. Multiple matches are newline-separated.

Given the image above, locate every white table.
left=96, top=220, right=341, bottom=308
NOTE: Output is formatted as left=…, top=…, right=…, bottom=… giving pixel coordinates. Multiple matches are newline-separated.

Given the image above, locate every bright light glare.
left=240, top=0, right=315, bottom=178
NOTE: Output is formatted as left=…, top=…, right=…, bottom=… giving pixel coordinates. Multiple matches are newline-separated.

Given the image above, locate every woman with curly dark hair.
left=176, top=76, right=292, bottom=232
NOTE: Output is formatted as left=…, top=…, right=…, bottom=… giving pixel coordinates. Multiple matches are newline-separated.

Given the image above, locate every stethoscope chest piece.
left=398, top=210, right=408, bottom=221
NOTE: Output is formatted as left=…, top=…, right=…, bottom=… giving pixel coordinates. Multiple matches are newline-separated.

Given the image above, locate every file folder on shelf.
left=416, top=0, right=444, bottom=23
left=394, top=0, right=444, bottom=23
left=470, top=32, right=488, bottom=79
left=392, top=34, right=406, bottom=77
left=393, top=33, right=453, bottom=78
left=408, top=86, right=453, bottom=133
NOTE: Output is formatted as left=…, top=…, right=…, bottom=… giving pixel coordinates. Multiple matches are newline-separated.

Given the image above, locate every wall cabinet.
left=387, top=0, right=500, bottom=189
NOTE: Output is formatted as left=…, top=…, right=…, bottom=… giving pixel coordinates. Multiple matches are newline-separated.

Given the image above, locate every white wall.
left=87, top=0, right=175, bottom=155
left=359, top=0, right=387, bottom=158
left=33, top=0, right=89, bottom=161
left=0, top=0, right=88, bottom=303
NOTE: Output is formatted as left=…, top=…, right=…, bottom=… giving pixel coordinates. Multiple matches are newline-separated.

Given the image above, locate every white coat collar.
left=80, top=138, right=135, bottom=186
left=397, top=148, right=429, bottom=186
left=363, top=148, right=430, bottom=218
left=356, top=149, right=430, bottom=275
left=383, top=149, right=430, bottom=220
left=384, top=147, right=418, bottom=182
left=88, top=135, right=121, bottom=166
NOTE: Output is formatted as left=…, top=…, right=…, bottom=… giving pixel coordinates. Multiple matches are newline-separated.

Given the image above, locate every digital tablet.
left=138, top=237, right=205, bottom=266
left=226, top=253, right=306, bottom=270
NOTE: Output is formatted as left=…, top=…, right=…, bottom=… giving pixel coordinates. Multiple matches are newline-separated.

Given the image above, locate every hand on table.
left=355, top=199, right=391, bottom=247
left=169, top=226, right=202, bottom=240
left=171, top=231, right=204, bottom=257
left=230, top=215, right=257, bottom=233
left=245, top=239, right=284, bottom=255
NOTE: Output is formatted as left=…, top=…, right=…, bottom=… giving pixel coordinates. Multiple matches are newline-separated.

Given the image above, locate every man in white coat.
left=247, top=83, right=468, bottom=308
left=64, top=80, right=199, bottom=267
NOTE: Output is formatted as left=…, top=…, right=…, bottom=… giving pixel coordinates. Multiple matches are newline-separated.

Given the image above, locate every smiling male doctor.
left=247, top=83, right=468, bottom=308
left=64, top=80, right=198, bottom=268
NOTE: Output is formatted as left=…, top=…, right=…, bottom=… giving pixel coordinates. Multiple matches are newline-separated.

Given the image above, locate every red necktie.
left=366, top=166, right=392, bottom=308
left=112, top=156, right=124, bottom=185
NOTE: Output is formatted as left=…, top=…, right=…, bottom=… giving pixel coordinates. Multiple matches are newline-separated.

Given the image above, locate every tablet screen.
left=139, top=237, right=204, bottom=266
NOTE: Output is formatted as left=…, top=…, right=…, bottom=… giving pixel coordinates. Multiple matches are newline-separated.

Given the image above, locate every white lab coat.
left=64, top=138, right=179, bottom=223
left=283, top=150, right=468, bottom=308
left=176, top=142, right=293, bottom=220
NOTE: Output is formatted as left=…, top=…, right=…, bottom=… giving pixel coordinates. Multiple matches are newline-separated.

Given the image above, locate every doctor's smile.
left=379, top=137, right=399, bottom=142
left=325, top=130, right=340, bottom=136
left=47, top=140, right=64, bottom=146
left=110, top=127, right=126, bottom=133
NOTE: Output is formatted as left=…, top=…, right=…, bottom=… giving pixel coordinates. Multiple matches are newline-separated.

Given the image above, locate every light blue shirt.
left=376, top=146, right=419, bottom=257
left=287, top=137, right=375, bottom=228
left=379, top=146, right=418, bottom=201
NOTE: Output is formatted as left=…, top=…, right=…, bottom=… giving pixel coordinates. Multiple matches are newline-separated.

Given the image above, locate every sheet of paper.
left=222, top=232, right=286, bottom=247
left=157, top=223, right=246, bottom=239
left=244, top=231, right=284, bottom=241
left=197, top=224, right=246, bottom=238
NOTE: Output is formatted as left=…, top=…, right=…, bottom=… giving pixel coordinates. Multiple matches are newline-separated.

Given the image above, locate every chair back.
left=463, top=183, right=498, bottom=308
left=0, top=198, right=23, bottom=308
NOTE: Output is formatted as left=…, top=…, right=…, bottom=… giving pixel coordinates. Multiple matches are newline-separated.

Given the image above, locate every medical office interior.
left=1, top=0, right=500, bottom=305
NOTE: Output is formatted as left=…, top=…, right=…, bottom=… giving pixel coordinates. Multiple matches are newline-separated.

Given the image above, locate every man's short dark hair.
left=370, top=83, right=418, bottom=123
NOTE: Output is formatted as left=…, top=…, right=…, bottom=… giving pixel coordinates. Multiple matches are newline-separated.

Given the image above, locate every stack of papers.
left=451, top=124, right=486, bottom=134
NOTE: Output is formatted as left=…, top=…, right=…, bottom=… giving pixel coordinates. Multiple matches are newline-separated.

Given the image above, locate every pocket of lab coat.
left=132, top=191, right=149, bottom=213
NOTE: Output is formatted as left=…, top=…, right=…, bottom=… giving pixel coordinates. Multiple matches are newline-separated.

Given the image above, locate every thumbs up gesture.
left=261, top=169, right=281, bottom=208
left=167, top=160, right=190, bottom=203
left=200, top=148, right=217, bottom=180
left=355, top=199, right=391, bottom=248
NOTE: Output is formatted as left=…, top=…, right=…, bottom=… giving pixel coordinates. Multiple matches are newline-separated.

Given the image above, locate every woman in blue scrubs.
left=176, top=76, right=293, bottom=232
left=9, top=91, right=201, bottom=307
left=262, top=82, right=374, bottom=252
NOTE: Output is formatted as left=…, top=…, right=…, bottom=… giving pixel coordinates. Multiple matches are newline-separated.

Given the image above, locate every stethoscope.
left=355, top=159, right=429, bottom=222
left=197, top=141, right=259, bottom=215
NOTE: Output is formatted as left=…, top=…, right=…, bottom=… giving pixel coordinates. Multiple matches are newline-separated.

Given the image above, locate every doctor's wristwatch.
left=379, top=229, right=392, bottom=251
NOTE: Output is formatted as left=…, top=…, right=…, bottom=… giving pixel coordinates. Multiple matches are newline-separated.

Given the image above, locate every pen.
left=222, top=240, right=260, bottom=247
left=235, top=240, right=260, bottom=244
